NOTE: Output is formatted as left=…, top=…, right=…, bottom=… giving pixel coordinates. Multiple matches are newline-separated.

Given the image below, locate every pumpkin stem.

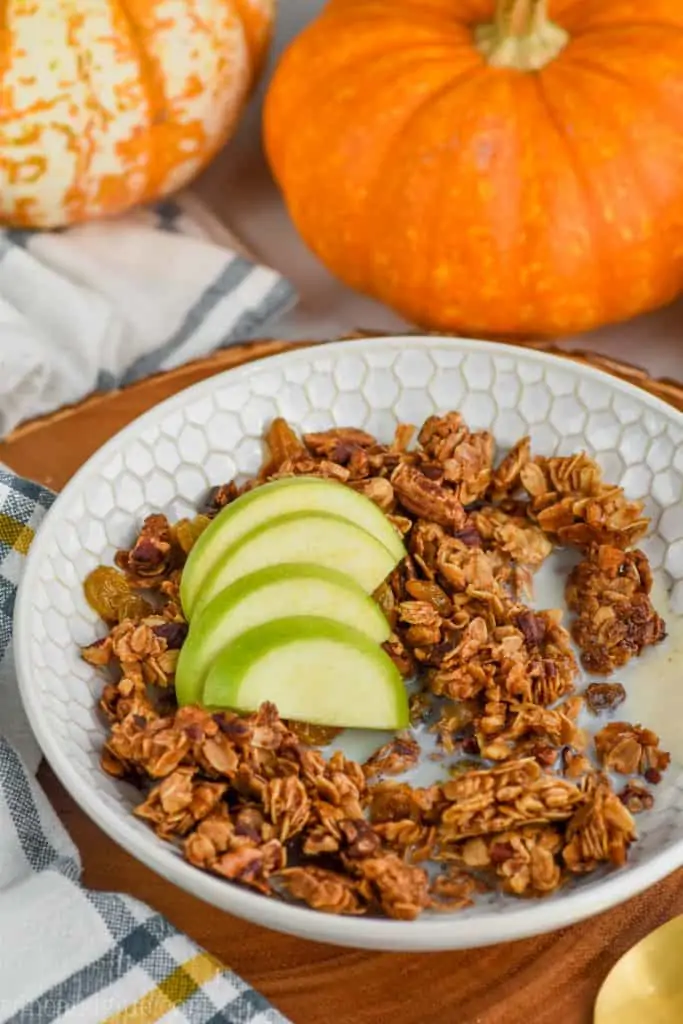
left=474, top=0, right=569, bottom=72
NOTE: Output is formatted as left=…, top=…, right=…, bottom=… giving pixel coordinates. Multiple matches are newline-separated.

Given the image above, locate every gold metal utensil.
left=594, top=915, right=683, bottom=1024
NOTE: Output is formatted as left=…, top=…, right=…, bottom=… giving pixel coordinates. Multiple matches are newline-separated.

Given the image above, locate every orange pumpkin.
left=265, top=0, right=683, bottom=337
left=1, top=0, right=274, bottom=228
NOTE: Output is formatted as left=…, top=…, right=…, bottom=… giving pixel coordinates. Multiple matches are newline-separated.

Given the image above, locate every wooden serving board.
left=3, top=337, right=683, bottom=1024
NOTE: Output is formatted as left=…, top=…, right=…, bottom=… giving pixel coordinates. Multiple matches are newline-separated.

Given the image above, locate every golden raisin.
left=287, top=721, right=342, bottom=746
left=84, top=566, right=131, bottom=622
left=405, top=579, right=452, bottom=616
left=116, top=595, right=154, bottom=623
left=173, top=515, right=211, bottom=554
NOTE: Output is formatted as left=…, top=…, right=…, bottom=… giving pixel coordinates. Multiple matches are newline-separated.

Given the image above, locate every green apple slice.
left=191, top=511, right=399, bottom=618
left=181, top=476, right=405, bottom=618
left=202, top=616, right=409, bottom=729
left=175, top=563, right=391, bottom=706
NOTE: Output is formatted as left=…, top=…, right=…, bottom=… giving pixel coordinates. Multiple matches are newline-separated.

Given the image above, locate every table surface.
left=2, top=343, right=683, bottom=1024
left=193, top=0, right=683, bottom=383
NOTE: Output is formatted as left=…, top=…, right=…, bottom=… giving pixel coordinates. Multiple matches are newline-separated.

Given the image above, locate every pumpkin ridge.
left=542, top=56, right=677, bottom=225
left=569, top=20, right=683, bottom=37
left=532, top=69, right=612, bottom=314
left=561, top=35, right=683, bottom=128
left=64, top=16, right=101, bottom=224
left=293, top=46, right=476, bottom=103
left=114, top=0, right=169, bottom=203
left=561, top=49, right=682, bottom=111
left=363, top=68, right=489, bottom=301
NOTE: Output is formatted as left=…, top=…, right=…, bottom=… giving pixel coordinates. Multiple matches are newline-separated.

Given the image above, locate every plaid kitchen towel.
left=0, top=193, right=295, bottom=438
left=0, top=467, right=291, bottom=1023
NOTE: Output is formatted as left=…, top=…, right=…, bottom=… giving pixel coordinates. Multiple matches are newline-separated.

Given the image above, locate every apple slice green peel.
left=175, top=563, right=391, bottom=706
left=202, top=617, right=409, bottom=730
left=190, top=510, right=400, bottom=618
left=180, top=476, right=405, bottom=619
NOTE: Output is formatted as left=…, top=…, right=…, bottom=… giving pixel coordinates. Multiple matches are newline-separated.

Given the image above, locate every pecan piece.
left=584, top=683, right=626, bottom=715
left=391, top=463, right=468, bottom=529
left=363, top=734, right=421, bottom=779
left=619, top=780, right=655, bottom=814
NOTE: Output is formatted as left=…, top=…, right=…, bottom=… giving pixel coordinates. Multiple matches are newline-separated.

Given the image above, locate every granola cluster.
left=566, top=545, right=666, bottom=674
left=82, top=412, right=670, bottom=919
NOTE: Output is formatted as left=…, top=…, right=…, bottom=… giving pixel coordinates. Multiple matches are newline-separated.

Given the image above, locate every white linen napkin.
left=0, top=194, right=295, bottom=437
left=0, top=197, right=298, bottom=1023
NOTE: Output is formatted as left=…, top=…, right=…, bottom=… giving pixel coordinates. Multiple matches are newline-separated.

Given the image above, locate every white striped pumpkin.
left=0, top=0, right=274, bottom=228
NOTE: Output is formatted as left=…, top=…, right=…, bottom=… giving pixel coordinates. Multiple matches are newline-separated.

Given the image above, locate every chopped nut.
left=339, top=818, right=382, bottom=859
left=351, top=477, right=395, bottom=512
left=81, top=636, right=112, bottom=666
left=364, top=734, right=421, bottom=779
left=260, top=417, right=307, bottom=476
left=116, top=513, right=177, bottom=582
left=429, top=867, right=478, bottom=911
left=408, top=692, right=433, bottom=726
left=392, top=463, right=469, bottom=529
left=203, top=481, right=239, bottom=516
left=490, top=437, right=531, bottom=499
left=562, top=747, right=593, bottom=780
left=619, top=780, right=655, bottom=814
left=585, top=683, right=627, bottom=715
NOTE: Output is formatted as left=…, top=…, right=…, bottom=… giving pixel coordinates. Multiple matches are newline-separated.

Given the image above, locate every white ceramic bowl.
left=15, top=337, right=683, bottom=951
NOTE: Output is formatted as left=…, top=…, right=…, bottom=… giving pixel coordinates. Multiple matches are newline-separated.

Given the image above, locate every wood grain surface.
left=2, top=338, right=683, bottom=1024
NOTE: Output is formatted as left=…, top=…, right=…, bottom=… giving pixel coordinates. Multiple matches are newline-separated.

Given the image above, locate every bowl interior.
left=15, top=337, right=683, bottom=950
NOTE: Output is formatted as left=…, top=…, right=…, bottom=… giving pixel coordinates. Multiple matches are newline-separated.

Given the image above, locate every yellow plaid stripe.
left=102, top=954, right=223, bottom=1024
left=0, top=513, right=34, bottom=555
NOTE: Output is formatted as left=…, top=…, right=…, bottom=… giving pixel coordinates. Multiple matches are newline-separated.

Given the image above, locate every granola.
left=594, top=722, right=671, bottom=780
left=566, top=545, right=666, bottom=673
left=448, top=825, right=564, bottom=896
left=520, top=453, right=649, bottom=549
left=563, top=774, right=636, bottom=872
left=81, top=410, right=671, bottom=920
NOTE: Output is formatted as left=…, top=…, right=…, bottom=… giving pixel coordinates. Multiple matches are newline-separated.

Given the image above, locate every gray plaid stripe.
left=5, top=940, right=141, bottom=1024
left=219, top=277, right=295, bottom=348
left=0, top=489, right=38, bottom=528
left=120, top=257, right=257, bottom=386
left=0, top=608, right=11, bottom=663
left=0, top=471, right=54, bottom=512
left=5, top=913, right=177, bottom=1024
left=0, top=739, right=78, bottom=880
left=85, top=889, right=142, bottom=940
left=177, top=986, right=219, bottom=1022
left=220, top=988, right=283, bottom=1023
left=0, top=471, right=55, bottom=517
